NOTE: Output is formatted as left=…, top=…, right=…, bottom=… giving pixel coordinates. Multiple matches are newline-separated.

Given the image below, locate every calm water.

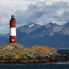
left=0, top=63, right=69, bottom=69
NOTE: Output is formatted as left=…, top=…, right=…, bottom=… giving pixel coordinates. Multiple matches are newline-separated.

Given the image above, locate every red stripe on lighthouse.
left=9, top=15, right=16, bottom=43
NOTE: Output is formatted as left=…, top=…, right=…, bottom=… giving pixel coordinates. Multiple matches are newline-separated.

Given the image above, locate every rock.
left=0, top=44, right=67, bottom=63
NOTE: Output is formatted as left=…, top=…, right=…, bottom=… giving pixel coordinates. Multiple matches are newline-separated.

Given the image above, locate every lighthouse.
left=9, top=15, right=16, bottom=43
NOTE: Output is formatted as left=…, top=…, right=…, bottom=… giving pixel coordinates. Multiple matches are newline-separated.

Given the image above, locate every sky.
left=0, top=0, right=69, bottom=34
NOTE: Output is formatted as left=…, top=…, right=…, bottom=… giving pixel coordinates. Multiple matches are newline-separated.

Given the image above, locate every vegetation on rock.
left=0, top=43, right=68, bottom=63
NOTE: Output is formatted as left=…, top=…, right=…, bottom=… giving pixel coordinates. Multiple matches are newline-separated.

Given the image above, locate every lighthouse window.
left=12, top=39, right=15, bottom=41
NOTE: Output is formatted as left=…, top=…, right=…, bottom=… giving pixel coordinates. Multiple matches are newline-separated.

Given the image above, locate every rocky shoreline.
left=0, top=43, right=69, bottom=64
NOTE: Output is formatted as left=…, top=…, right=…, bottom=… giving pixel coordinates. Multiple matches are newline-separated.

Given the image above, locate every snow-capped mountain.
left=17, top=22, right=65, bottom=36
left=16, top=22, right=69, bottom=48
left=0, top=22, right=69, bottom=48
left=17, top=23, right=41, bottom=34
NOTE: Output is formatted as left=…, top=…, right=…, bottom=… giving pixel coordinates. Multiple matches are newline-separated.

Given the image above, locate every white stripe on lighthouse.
left=10, top=28, right=16, bottom=36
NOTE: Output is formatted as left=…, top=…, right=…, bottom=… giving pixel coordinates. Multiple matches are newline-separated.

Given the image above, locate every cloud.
left=0, top=0, right=69, bottom=34
left=16, top=2, right=69, bottom=25
left=56, top=9, right=64, bottom=16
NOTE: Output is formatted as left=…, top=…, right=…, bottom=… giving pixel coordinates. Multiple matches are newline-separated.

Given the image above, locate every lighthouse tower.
left=9, top=15, right=16, bottom=43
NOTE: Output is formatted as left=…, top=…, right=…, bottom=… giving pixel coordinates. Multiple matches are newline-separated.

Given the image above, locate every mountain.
left=17, top=23, right=41, bottom=34
left=59, top=22, right=69, bottom=35
left=0, top=22, right=69, bottom=48
left=16, top=22, right=69, bottom=48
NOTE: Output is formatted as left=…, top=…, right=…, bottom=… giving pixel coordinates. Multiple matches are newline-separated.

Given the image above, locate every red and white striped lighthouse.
left=9, top=15, right=16, bottom=43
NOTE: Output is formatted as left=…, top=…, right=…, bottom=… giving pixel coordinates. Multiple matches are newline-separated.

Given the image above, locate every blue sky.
left=0, top=0, right=69, bottom=34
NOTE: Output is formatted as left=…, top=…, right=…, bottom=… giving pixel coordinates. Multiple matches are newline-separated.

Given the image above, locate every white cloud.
left=56, top=9, right=64, bottom=16
left=0, top=0, right=69, bottom=34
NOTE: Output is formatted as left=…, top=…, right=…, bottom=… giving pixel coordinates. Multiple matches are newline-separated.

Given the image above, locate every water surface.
left=0, top=63, right=69, bottom=69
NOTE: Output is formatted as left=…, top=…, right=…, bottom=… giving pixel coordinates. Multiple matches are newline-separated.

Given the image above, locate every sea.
left=0, top=62, right=69, bottom=69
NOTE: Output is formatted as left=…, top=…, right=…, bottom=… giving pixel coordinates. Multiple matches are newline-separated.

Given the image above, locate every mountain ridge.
left=16, top=22, right=69, bottom=48
left=0, top=22, right=69, bottom=48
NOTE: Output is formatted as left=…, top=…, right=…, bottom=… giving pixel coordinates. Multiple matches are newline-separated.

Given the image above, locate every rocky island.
left=0, top=43, right=68, bottom=64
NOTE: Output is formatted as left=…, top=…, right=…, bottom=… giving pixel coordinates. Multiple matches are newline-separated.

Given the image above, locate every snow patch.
left=29, top=24, right=35, bottom=28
